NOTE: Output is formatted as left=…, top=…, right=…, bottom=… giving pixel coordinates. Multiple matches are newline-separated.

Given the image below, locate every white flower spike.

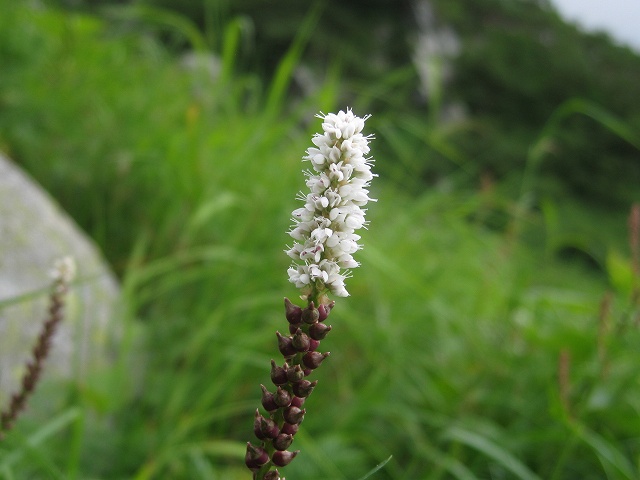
left=286, top=109, right=375, bottom=299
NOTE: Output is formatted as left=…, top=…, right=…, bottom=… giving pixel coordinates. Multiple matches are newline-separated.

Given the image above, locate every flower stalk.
left=247, top=109, right=375, bottom=479
left=0, top=257, right=75, bottom=441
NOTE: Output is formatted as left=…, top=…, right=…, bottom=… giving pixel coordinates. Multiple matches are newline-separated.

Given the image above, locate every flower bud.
left=257, top=412, right=280, bottom=439
left=272, top=449, right=299, bottom=467
left=292, top=379, right=317, bottom=398
left=284, top=297, right=303, bottom=324
left=274, top=386, right=292, bottom=408
left=273, top=433, right=294, bottom=451
left=318, top=301, right=335, bottom=321
left=281, top=422, right=299, bottom=436
left=290, top=395, right=306, bottom=408
left=276, top=331, right=297, bottom=357
left=245, top=442, right=269, bottom=469
left=260, top=384, right=278, bottom=412
left=286, top=364, right=305, bottom=383
left=263, top=470, right=282, bottom=480
left=283, top=406, right=305, bottom=425
left=292, top=328, right=311, bottom=352
left=289, top=323, right=301, bottom=335
left=253, top=409, right=267, bottom=440
left=309, top=322, right=332, bottom=340
left=270, top=360, right=288, bottom=386
left=308, top=338, right=320, bottom=351
left=301, top=301, right=320, bottom=324
left=302, top=351, right=330, bottom=370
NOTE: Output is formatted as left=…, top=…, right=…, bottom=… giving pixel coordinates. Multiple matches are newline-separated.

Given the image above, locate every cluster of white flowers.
left=50, top=256, right=76, bottom=284
left=286, top=109, right=375, bottom=297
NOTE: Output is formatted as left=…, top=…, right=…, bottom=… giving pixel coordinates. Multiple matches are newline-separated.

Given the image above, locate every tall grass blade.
left=219, top=17, right=253, bottom=84
left=104, top=5, right=208, bottom=52
left=264, top=1, right=324, bottom=116
left=134, top=441, right=245, bottom=480
left=202, top=0, right=229, bottom=51
left=570, top=423, right=638, bottom=480
left=356, top=455, right=393, bottom=480
left=523, top=97, right=640, bottom=199
left=0, top=408, right=81, bottom=470
left=443, top=426, right=542, bottom=480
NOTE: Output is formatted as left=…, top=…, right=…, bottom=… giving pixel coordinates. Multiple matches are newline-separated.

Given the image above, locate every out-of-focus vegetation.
left=0, top=0, right=639, bottom=479
left=58, top=0, right=640, bottom=205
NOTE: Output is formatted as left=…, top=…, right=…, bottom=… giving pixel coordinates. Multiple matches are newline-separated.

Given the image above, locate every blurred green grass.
left=1, top=1, right=639, bottom=479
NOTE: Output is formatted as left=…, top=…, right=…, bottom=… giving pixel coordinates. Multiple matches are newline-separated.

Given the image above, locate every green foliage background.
left=0, top=0, right=639, bottom=479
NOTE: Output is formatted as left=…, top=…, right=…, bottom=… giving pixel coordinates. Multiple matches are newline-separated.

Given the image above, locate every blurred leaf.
left=606, top=250, right=634, bottom=296
left=569, top=423, right=638, bottom=480
left=104, top=4, right=208, bottom=51
left=442, top=426, right=542, bottom=480
left=0, top=408, right=82, bottom=472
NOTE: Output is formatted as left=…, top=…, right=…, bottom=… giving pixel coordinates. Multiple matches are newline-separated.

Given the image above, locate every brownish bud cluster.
left=246, top=298, right=335, bottom=479
left=0, top=261, right=73, bottom=440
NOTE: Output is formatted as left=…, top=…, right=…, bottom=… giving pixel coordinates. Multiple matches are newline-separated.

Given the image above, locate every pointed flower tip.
left=284, top=297, right=303, bottom=324
left=302, top=351, right=330, bottom=369
left=264, top=470, right=287, bottom=480
left=273, top=433, right=294, bottom=451
left=245, top=442, right=269, bottom=469
left=270, top=360, right=289, bottom=386
left=292, top=328, right=311, bottom=352
left=292, top=379, right=317, bottom=398
left=283, top=405, right=305, bottom=424
left=260, top=384, right=278, bottom=412
left=309, top=322, right=332, bottom=340
left=276, top=331, right=297, bottom=357
left=301, top=303, right=320, bottom=324
left=272, top=449, right=300, bottom=467
left=317, top=301, right=334, bottom=321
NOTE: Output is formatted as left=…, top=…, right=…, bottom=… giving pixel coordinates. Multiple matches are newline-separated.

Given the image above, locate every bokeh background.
left=1, top=0, right=640, bottom=478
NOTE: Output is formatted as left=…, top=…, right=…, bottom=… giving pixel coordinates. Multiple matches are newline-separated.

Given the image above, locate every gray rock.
left=0, top=153, right=121, bottom=405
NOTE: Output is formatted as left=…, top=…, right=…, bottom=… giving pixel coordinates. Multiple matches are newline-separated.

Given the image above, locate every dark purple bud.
left=284, top=297, right=303, bottom=324
left=318, top=301, right=334, bottom=321
left=274, top=386, right=292, bottom=408
left=263, top=471, right=282, bottom=480
left=309, top=322, right=332, bottom=340
left=253, top=409, right=267, bottom=440
left=272, top=449, right=299, bottom=467
left=292, top=379, right=317, bottom=398
left=289, top=323, right=302, bottom=335
left=281, top=422, right=299, bottom=436
left=270, top=360, right=288, bottom=386
left=276, top=331, right=297, bottom=357
left=245, top=442, right=269, bottom=469
left=301, top=301, right=320, bottom=324
left=273, top=433, right=294, bottom=451
left=260, top=384, right=278, bottom=412
left=308, top=338, right=320, bottom=351
left=259, top=416, right=280, bottom=439
left=303, top=351, right=330, bottom=370
left=283, top=406, right=305, bottom=425
left=286, top=364, right=305, bottom=383
left=290, top=396, right=306, bottom=408
left=292, top=328, right=311, bottom=352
